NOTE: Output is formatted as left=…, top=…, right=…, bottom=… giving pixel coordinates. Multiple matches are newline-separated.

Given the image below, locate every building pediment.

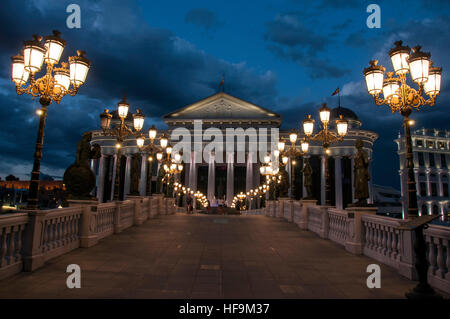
left=163, top=92, right=281, bottom=126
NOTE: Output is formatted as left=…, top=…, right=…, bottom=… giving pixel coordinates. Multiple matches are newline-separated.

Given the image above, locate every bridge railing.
left=0, top=213, right=29, bottom=280
left=0, top=194, right=175, bottom=280
left=272, top=198, right=450, bottom=294
left=425, top=224, right=450, bottom=293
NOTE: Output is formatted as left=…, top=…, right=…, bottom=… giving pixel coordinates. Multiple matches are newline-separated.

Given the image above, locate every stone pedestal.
left=152, top=194, right=165, bottom=215
left=344, top=206, right=377, bottom=254
left=68, top=199, right=100, bottom=248
left=278, top=197, right=289, bottom=218
left=127, top=196, right=146, bottom=225
left=298, top=199, right=317, bottom=230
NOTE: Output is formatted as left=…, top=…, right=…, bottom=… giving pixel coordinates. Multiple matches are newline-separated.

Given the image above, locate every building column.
left=415, top=171, right=420, bottom=197
left=426, top=170, right=431, bottom=196
left=226, top=153, right=234, bottom=206
left=334, top=156, right=343, bottom=210
left=97, top=154, right=106, bottom=202
left=111, top=154, right=118, bottom=201
left=351, top=157, right=355, bottom=204
left=208, top=152, right=215, bottom=201
left=123, top=155, right=132, bottom=198
left=139, top=156, right=147, bottom=196
left=246, top=152, right=253, bottom=192
left=368, top=155, right=374, bottom=205
left=320, top=155, right=326, bottom=205
left=438, top=171, right=444, bottom=196
left=189, top=151, right=198, bottom=191
left=254, top=162, right=260, bottom=191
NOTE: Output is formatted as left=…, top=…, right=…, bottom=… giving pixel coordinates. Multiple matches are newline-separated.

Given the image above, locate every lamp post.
left=135, top=125, right=163, bottom=196
left=157, top=145, right=183, bottom=197
left=11, top=31, right=90, bottom=209
left=99, top=94, right=145, bottom=201
left=302, top=103, right=348, bottom=205
left=277, top=131, right=309, bottom=199
left=363, top=41, right=442, bottom=299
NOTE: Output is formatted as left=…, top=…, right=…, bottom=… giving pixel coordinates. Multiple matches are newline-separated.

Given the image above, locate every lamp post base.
left=406, top=284, right=442, bottom=299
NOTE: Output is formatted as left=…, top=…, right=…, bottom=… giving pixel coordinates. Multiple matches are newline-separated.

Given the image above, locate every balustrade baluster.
left=386, top=230, right=392, bottom=257
left=0, top=228, right=8, bottom=267
left=381, top=226, right=387, bottom=255
left=435, top=238, right=445, bottom=278
left=7, top=226, right=15, bottom=265
left=15, top=225, right=23, bottom=263
left=428, top=236, right=437, bottom=276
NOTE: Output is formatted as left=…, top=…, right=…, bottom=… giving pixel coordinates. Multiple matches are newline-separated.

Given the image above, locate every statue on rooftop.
left=302, top=157, right=314, bottom=199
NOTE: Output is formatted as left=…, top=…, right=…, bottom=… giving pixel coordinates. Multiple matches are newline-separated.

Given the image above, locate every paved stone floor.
left=0, top=214, right=446, bottom=299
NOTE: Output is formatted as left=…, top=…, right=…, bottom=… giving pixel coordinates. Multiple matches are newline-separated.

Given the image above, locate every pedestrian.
left=186, top=193, right=193, bottom=214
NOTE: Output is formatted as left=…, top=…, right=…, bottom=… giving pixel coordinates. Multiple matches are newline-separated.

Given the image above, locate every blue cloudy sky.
left=0, top=0, right=448, bottom=188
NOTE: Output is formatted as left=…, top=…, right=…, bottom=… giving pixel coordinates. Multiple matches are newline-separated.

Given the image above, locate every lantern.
left=363, top=60, right=385, bottom=95
left=133, top=109, right=145, bottom=131
left=43, top=30, right=65, bottom=65
left=302, top=115, right=314, bottom=136
left=408, top=46, right=430, bottom=84
left=69, top=50, right=90, bottom=87
left=388, top=41, right=410, bottom=75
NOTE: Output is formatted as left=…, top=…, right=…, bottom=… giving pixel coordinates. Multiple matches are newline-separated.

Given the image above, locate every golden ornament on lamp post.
left=11, top=30, right=90, bottom=209
left=302, top=103, right=348, bottom=205
left=99, top=93, right=145, bottom=201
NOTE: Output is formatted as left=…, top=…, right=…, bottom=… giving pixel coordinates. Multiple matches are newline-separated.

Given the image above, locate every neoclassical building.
left=89, top=92, right=378, bottom=209
left=395, top=128, right=449, bottom=219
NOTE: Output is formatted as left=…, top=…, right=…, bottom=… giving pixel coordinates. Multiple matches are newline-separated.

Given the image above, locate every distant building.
left=372, top=184, right=402, bottom=218
left=0, top=180, right=66, bottom=210
left=395, top=128, right=449, bottom=220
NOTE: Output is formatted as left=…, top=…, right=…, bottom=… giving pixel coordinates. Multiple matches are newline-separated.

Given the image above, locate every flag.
left=332, top=87, right=339, bottom=96
left=220, top=75, right=225, bottom=86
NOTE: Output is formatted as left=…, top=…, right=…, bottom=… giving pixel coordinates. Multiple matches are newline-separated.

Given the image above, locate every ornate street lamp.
left=363, top=41, right=442, bottom=299
left=156, top=143, right=183, bottom=197
left=302, top=103, right=348, bottom=205
left=99, top=94, right=144, bottom=201
left=11, top=31, right=90, bottom=209
left=276, top=130, right=309, bottom=199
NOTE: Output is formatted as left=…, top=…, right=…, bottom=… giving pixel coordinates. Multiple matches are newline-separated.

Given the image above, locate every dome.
left=330, top=106, right=359, bottom=121
left=330, top=106, right=361, bottom=129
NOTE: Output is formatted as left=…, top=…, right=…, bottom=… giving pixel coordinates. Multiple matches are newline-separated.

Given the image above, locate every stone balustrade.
left=267, top=198, right=450, bottom=294
left=0, top=195, right=176, bottom=280
left=0, top=213, right=29, bottom=280
left=425, top=224, right=450, bottom=294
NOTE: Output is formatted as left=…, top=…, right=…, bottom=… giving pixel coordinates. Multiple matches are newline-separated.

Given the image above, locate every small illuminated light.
left=115, top=143, right=121, bottom=149
left=409, top=120, right=415, bottom=126
left=36, top=109, right=43, bottom=116
left=148, top=156, right=153, bottom=162
left=292, top=160, right=296, bottom=165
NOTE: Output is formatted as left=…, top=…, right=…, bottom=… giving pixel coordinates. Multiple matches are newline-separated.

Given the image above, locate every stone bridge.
left=0, top=196, right=448, bottom=298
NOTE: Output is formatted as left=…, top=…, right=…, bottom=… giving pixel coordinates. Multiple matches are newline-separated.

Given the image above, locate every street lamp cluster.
left=302, top=103, right=349, bottom=205
left=231, top=185, right=268, bottom=210
left=99, top=94, right=145, bottom=201
left=173, top=183, right=208, bottom=208
left=11, top=31, right=90, bottom=209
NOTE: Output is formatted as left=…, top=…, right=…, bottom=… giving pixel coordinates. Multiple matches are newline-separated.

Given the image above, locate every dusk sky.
left=0, top=0, right=448, bottom=188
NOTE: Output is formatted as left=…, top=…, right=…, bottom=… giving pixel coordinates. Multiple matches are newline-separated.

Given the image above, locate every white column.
left=226, top=153, right=234, bottom=206
left=426, top=170, right=431, bottom=196
left=415, top=171, right=420, bottom=197
left=334, top=156, right=343, bottom=210
left=97, top=155, right=106, bottom=202
left=139, top=156, right=147, bottom=196
left=111, top=154, right=118, bottom=201
left=438, top=172, right=444, bottom=196
left=320, top=155, right=326, bottom=205
left=124, top=155, right=132, bottom=197
left=368, top=155, right=374, bottom=205
left=89, top=159, right=97, bottom=197
left=246, top=152, right=253, bottom=191
left=189, top=151, right=198, bottom=191
left=208, top=152, right=215, bottom=201
left=351, top=157, right=355, bottom=204
left=254, top=162, right=260, bottom=191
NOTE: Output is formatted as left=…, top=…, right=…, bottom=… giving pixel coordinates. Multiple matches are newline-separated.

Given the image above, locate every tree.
left=5, top=174, right=19, bottom=181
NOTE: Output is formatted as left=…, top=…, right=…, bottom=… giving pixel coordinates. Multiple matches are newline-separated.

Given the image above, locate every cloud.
left=185, top=8, right=223, bottom=31
left=264, top=13, right=351, bottom=79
